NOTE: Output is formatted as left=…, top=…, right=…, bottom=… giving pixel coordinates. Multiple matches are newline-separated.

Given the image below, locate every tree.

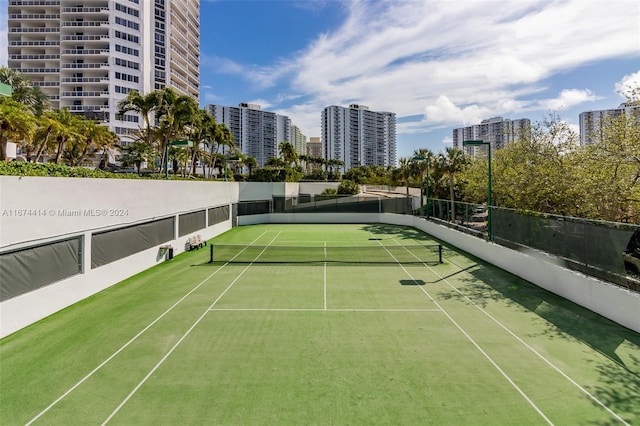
left=244, top=156, right=258, bottom=177
left=337, top=179, right=360, bottom=195
left=436, top=147, right=468, bottom=222
left=266, top=157, right=287, bottom=168
left=119, top=141, right=152, bottom=174
left=50, top=109, right=83, bottom=164
left=154, top=88, right=199, bottom=174
left=65, top=119, right=118, bottom=167
left=279, top=141, right=298, bottom=167
left=209, top=123, right=234, bottom=178
left=117, top=90, right=162, bottom=169
left=0, top=67, right=49, bottom=116
left=0, top=98, right=36, bottom=161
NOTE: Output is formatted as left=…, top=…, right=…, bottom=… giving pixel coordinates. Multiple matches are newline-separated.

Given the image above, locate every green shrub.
left=337, top=180, right=360, bottom=195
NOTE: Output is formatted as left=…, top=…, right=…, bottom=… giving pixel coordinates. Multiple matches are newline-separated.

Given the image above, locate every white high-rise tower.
left=7, top=0, right=200, bottom=139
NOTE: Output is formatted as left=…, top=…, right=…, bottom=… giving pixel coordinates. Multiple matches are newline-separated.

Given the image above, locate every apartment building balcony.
left=61, top=21, right=109, bottom=28
left=61, top=63, right=108, bottom=70
left=61, top=7, right=108, bottom=14
left=61, top=49, right=109, bottom=56
left=9, top=14, right=60, bottom=20
left=61, top=35, right=108, bottom=41
left=66, top=105, right=108, bottom=112
left=61, top=91, right=109, bottom=98
left=9, top=54, right=60, bottom=61
left=9, top=27, right=60, bottom=34
left=9, top=0, right=60, bottom=5
left=9, top=40, right=60, bottom=47
left=12, top=67, right=60, bottom=73
left=31, top=81, right=59, bottom=89
left=61, top=77, right=108, bottom=83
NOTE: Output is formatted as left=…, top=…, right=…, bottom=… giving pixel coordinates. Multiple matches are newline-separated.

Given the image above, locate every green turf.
left=1, top=224, right=638, bottom=425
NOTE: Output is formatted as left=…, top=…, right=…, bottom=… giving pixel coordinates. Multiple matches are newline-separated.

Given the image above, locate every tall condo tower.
left=452, top=117, right=530, bottom=155
left=322, top=104, right=396, bottom=171
left=7, top=0, right=200, bottom=139
left=207, top=103, right=296, bottom=167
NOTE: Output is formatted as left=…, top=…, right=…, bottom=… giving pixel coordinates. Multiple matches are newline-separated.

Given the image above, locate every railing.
left=426, top=198, right=640, bottom=293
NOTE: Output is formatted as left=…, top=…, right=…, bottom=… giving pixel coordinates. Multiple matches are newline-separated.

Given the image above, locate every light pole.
left=462, top=140, right=492, bottom=240
left=412, top=156, right=429, bottom=218
left=165, top=139, right=193, bottom=179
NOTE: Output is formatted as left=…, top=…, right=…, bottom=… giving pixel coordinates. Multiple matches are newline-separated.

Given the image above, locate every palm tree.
left=154, top=88, right=199, bottom=174
left=119, top=141, right=152, bottom=174
left=411, top=148, right=434, bottom=207
left=278, top=141, right=298, bottom=167
left=244, top=155, right=258, bottom=177
left=186, top=109, right=216, bottom=177
left=50, top=109, right=82, bottom=164
left=60, top=119, right=117, bottom=167
left=118, top=90, right=162, bottom=169
left=436, top=147, right=469, bottom=222
left=0, top=66, right=49, bottom=116
left=32, top=112, right=63, bottom=163
left=210, top=123, right=234, bottom=178
left=0, top=98, right=36, bottom=161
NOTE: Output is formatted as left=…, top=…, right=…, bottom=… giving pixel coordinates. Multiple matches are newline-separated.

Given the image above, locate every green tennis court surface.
left=1, top=224, right=638, bottom=425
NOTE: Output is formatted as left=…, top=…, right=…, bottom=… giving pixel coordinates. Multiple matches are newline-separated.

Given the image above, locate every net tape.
left=209, top=244, right=443, bottom=265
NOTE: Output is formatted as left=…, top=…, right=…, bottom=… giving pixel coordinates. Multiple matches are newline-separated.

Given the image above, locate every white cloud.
left=539, top=89, right=600, bottom=111
left=615, top=70, right=640, bottom=100
left=424, top=96, right=491, bottom=126
left=259, top=0, right=639, bottom=137
left=442, top=136, right=453, bottom=145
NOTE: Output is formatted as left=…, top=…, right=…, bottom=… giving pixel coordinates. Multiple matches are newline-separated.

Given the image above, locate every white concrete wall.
left=0, top=177, right=239, bottom=338
left=0, top=176, right=238, bottom=249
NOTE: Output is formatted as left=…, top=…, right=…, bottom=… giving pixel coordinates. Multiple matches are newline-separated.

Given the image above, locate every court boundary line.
left=208, top=308, right=443, bottom=312
left=370, top=231, right=553, bottom=425
left=389, top=232, right=630, bottom=426
left=324, top=241, right=327, bottom=310
left=25, top=231, right=272, bottom=426
left=101, top=232, right=283, bottom=425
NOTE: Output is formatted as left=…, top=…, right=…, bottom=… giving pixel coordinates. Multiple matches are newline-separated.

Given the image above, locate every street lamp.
left=412, top=156, right=429, bottom=218
left=165, top=139, right=193, bottom=179
left=462, top=140, right=492, bottom=240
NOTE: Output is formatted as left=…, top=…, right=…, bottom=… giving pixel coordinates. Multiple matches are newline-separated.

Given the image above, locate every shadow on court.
left=363, top=224, right=435, bottom=242
left=400, top=279, right=425, bottom=286
left=440, top=253, right=640, bottom=423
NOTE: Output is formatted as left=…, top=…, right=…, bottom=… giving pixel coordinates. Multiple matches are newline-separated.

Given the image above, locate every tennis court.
left=1, top=224, right=638, bottom=425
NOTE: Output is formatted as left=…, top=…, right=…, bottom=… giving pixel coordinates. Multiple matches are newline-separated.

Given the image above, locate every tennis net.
left=208, top=244, right=443, bottom=265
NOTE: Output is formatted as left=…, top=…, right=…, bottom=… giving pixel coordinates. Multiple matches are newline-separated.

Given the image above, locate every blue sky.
left=1, top=0, right=639, bottom=160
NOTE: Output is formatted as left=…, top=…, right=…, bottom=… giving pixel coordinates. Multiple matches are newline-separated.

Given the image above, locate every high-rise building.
left=452, top=117, right=530, bottom=155
left=7, top=0, right=200, bottom=140
left=579, top=103, right=640, bottom=146
left=322, top=104, right=396, bottom=171
left=206, top=103, right=296, bottom=167
left=291, top=125, right=307, bottom=156
left=306, top=137, right=322, bottom=158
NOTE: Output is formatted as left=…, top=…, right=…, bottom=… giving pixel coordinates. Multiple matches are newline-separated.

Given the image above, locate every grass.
left=1, top=224, right=639, bottom=425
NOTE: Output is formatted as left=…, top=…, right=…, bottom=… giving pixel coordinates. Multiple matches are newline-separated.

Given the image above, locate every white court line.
left=413, top=251, right=631, bottom=425
left=101, top=232, right=283, bottom=425
left=324, top=241, right=327, bottom=310
left=209, top=308, right=442, bottom=312
left=25, top=231, right=271, bottom=426
left=371, top=233, right=553, bottom=425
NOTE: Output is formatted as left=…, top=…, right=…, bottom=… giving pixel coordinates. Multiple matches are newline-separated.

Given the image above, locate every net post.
left=209, top=244, right=214, bottom=263
left=438, top=244, right=443, bottom=263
